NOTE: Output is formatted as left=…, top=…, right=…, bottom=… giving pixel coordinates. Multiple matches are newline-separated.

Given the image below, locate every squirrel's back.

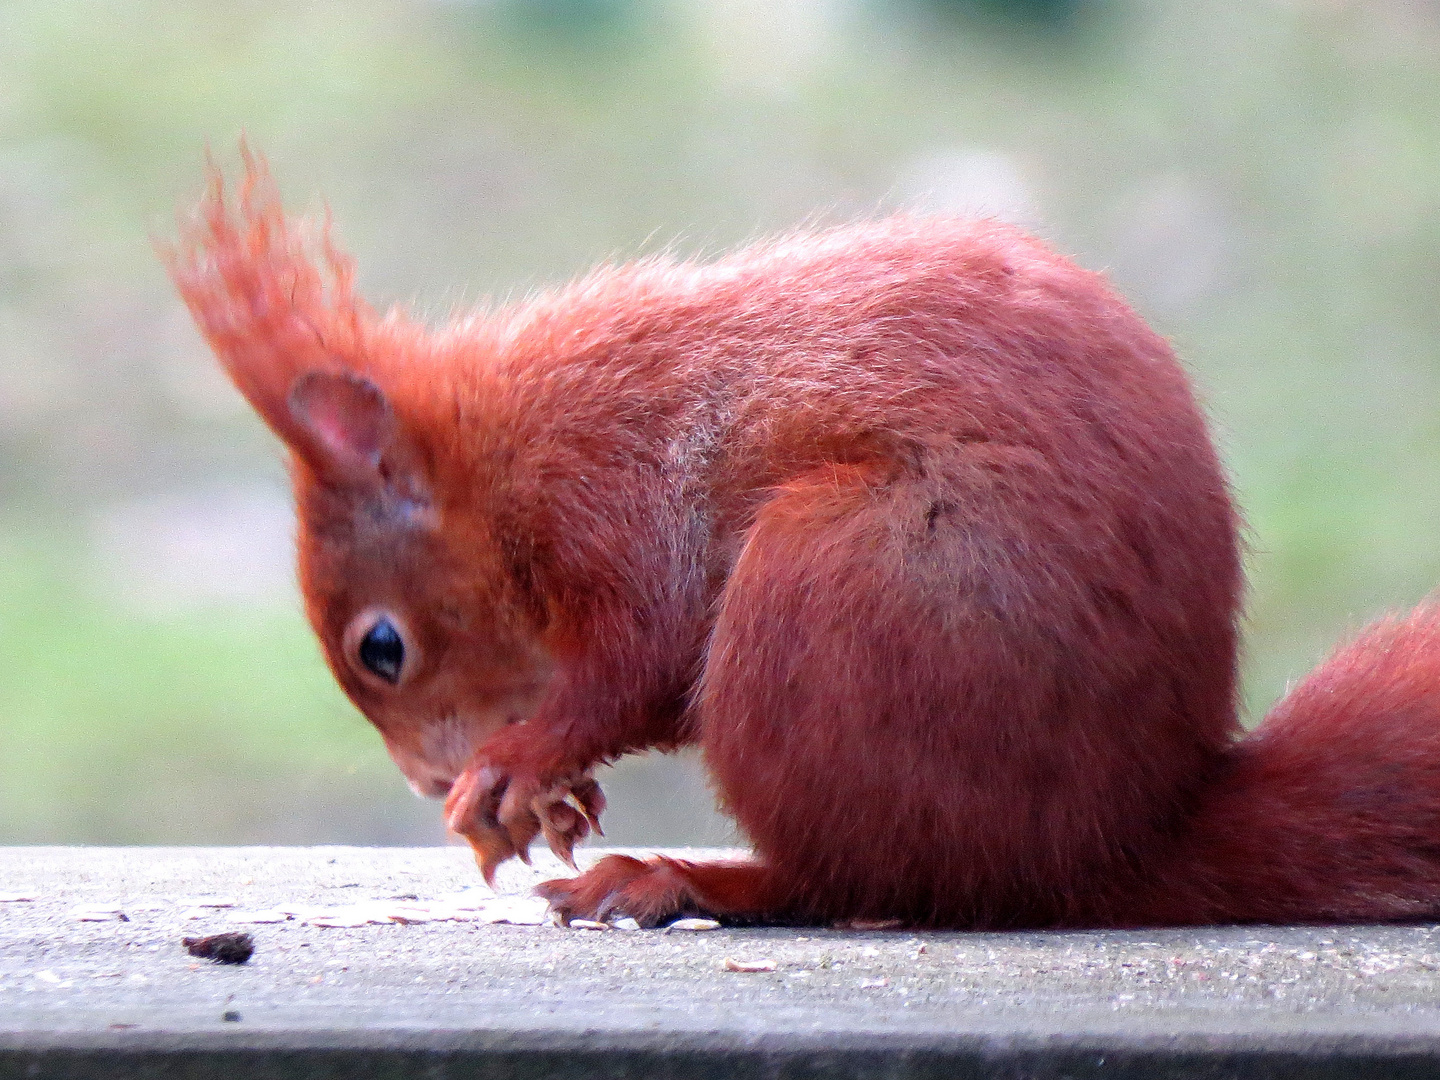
left=475, top=218, right=1249, bottom=927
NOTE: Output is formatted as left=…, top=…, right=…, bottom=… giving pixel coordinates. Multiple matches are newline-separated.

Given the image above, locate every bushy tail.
left=1132, top=604, right=1440, bottom=925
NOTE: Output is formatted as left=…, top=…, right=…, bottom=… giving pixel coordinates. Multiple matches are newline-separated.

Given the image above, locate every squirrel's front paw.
left=444, top=762, right=605, bottom=886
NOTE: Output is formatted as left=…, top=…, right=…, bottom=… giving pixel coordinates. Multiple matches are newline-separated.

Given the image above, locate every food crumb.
left=836, top=918, right=904, bottom=931
left=183, top=932, right=255, bottom=965
left=667, top=918, right=721, bottom=932
left=723, top=957, right=777, bottom=973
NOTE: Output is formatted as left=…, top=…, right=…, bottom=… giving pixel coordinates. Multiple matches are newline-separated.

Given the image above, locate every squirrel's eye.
left=358, top=617, right=406, bottom=684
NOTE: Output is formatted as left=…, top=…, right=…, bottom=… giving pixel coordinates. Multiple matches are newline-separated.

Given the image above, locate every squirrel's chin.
left=405, top=774, right=456, bottom=801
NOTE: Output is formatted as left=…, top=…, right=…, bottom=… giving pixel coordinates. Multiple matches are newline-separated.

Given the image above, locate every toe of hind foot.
left=537, top=855, right=711, bottom=928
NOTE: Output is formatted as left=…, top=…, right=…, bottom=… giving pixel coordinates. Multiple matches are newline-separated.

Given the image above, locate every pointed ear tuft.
left=289, top=370, right=393, bottom=476
left=166, top=146, right=376, bottom=460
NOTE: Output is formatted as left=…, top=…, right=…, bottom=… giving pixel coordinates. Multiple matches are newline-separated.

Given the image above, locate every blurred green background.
left=2, top=0, right=1439, bottom=847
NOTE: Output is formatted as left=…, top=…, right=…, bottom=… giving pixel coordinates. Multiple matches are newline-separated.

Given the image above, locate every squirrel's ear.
left=288, top=370, right=396, bottom=483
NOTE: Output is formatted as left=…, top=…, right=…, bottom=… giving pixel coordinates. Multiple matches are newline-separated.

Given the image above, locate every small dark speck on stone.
left=222, top=1010, right=241, bottom=1022
left=183, top=932, right=255, bottom=965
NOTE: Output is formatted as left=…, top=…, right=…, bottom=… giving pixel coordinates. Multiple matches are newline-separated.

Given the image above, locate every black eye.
left=358, top=617, right=405, bottom=684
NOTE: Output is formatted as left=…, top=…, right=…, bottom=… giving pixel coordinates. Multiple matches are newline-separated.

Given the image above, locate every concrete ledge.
left=16, top=1035, right=1440, bottom=1080
left=6, top=847, right=1440, bottom=1079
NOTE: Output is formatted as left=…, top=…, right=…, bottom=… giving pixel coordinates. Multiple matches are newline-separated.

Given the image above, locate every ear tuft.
left=289, top=370, right=392, bottom=474
left=166, top=146, right=375, bottom=457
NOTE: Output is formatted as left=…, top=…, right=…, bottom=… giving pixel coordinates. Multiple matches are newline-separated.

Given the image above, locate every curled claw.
left=524, top=778, right=602, bottom=870
left=463, top=828, right=517, bottom=889
left=445, top=765, right=515, bottom=887
left=538, top=800, right=587, bottom=870
left=539, top=774, right=606, bottom=866
left=444, top=762, right=607, bottom=883
left=496, top=783, right=544, bottom=866
left=569, top=776, right=607, bottom=838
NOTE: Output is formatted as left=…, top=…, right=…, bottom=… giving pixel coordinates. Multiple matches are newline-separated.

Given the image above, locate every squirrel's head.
left=284, top=370, right=554, bottom=801
left=166, top=149, right=552, bottom=800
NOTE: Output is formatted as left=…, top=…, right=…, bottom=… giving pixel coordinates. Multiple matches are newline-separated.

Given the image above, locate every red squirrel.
left=167, top=149, right=1440, bottom=929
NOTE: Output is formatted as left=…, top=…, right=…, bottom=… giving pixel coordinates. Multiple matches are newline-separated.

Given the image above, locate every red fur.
left=1125, top=606, right=1440, bottom=925
left=537, top=855, right=774, bottom=928
left=169, top=149, right=1440, bottom=928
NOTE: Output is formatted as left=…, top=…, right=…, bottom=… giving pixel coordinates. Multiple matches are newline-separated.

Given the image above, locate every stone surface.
left=5, top=847, right=1440, bottom=1077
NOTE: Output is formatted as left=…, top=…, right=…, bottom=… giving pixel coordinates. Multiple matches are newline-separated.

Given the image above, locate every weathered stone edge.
left=7, top=1027, right=1440, bottom=1080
